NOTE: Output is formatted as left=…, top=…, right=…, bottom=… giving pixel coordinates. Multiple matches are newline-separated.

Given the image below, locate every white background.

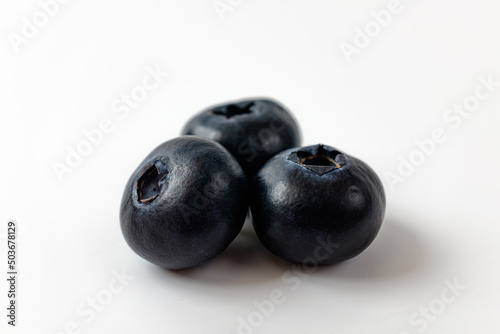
left=1, top=0, right=500, bottom=333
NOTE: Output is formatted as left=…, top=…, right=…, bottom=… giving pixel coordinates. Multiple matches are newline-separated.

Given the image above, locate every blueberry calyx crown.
left=288, top=144, right=345, bottom=176
left=136, top=162, right=169, bottom=204
left=212, top=100, right=255, bottom=119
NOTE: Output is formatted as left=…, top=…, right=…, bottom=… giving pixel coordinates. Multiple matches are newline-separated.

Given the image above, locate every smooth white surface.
left=1, top=0, right=500, bottom=333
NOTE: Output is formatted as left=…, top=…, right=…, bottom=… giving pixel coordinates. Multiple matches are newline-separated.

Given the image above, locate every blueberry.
left=182, top=98, right=301, bottom=178
left=120, top=136, right=249, bottom=270
left=250, top=144, right=386, bottom=265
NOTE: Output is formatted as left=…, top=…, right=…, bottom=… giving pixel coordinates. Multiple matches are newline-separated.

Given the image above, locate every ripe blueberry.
left=250, top=144, right=386, bottom=265
left=120, top=136, right=249, bottom=270
left=182, top=98, right=301, bottom=178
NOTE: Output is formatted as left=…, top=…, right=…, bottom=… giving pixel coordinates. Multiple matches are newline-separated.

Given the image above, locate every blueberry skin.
left=250, top=144, right=386, bottom=265
left=120, top=136, right=249, bottom=270
left=182, top=98, right=301, bottom=178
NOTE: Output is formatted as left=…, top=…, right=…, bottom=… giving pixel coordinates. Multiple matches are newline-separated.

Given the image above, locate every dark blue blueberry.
left=250, top=144, right=386, bottom=265
left=120, top=136, right=249, bottom=270
left=182, top=98, right=301, bottom=178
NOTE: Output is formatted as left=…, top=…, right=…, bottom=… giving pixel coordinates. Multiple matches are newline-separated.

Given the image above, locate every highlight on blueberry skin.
left=250, top=144, right=386, bottom=265
left=181, top=98, right=301, bottom=178
left=120, top=136, right=249, bottom=270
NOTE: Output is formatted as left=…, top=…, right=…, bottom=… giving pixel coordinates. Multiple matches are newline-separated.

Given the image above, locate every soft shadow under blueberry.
left=314, top=218, right=424, bottom=280
left=148, top=224, right=290, bottom=288
left=147, top=216, right=426, bottom=289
